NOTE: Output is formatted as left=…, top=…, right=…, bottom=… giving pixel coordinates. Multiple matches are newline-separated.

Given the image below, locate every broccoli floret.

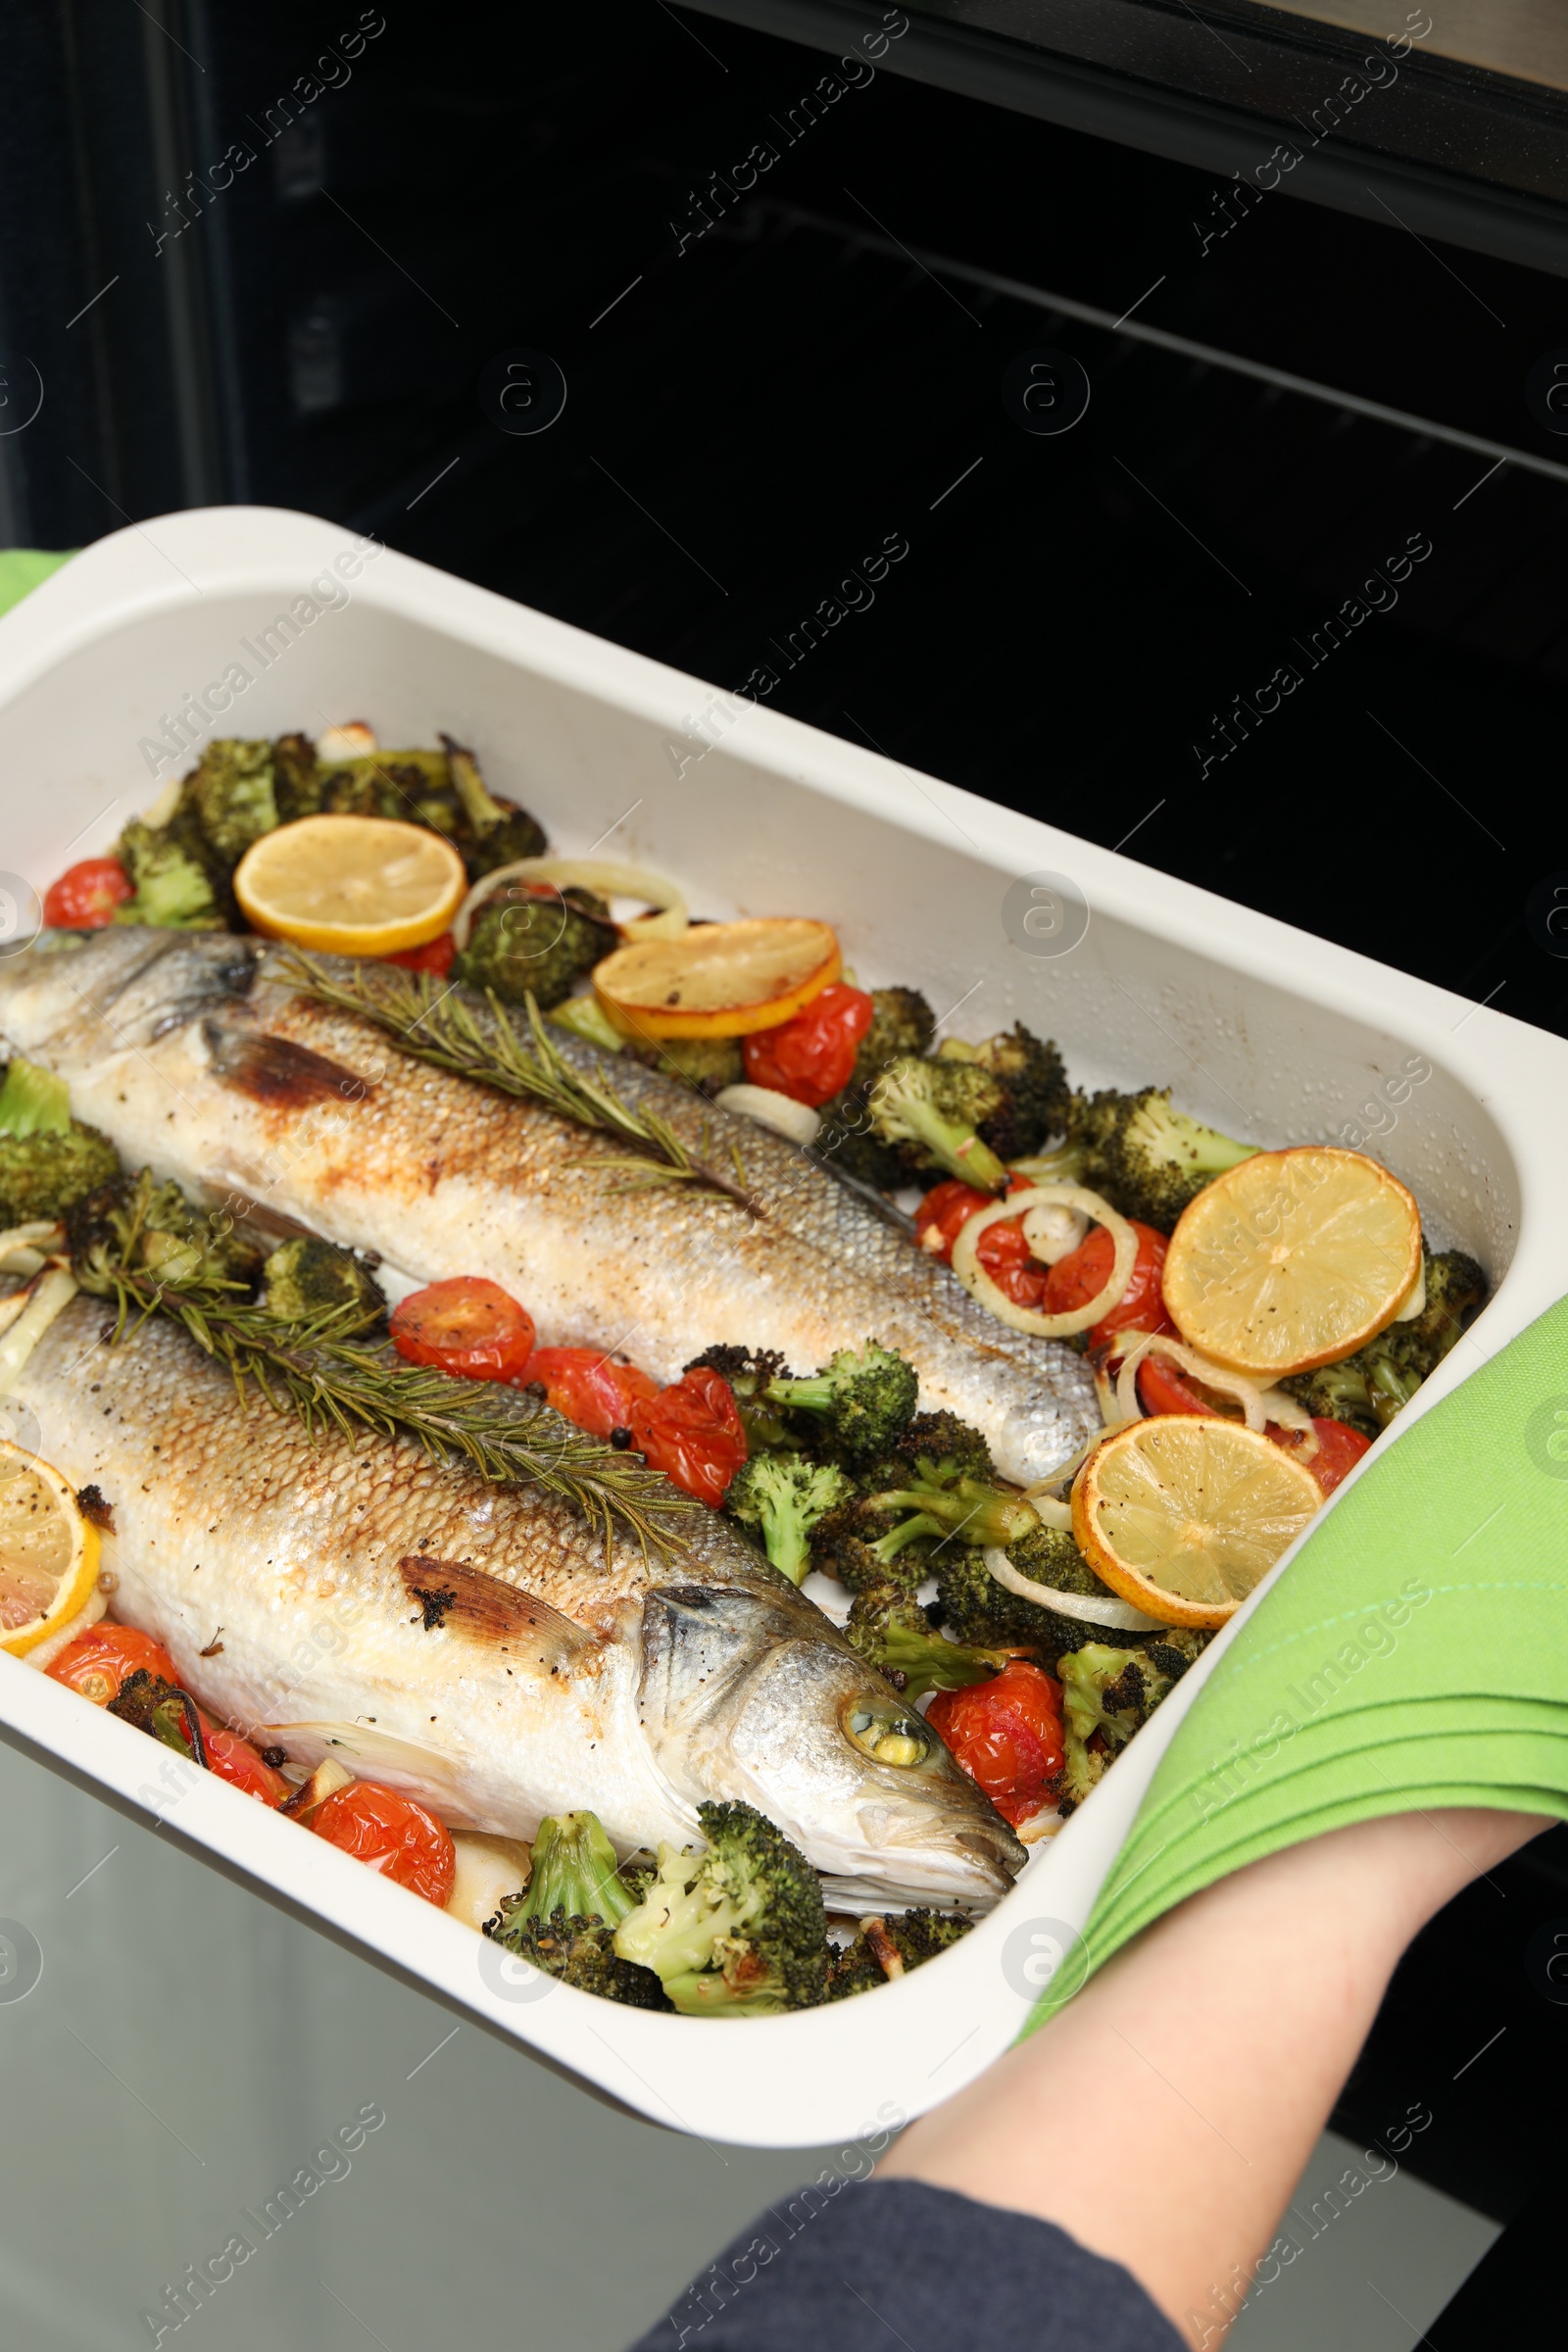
left=874, top=1409, right=997, bottom=1486
left=860, top=1460, right=1038, bottom=1552
left=67, top=1168, right=264, bottom=1292
left=455, top=887, right=616, bottom=1012
left=808, top=991, right=941, bottom=1197
left=439, top=735, right=549, bottom=878
left=0, top=1059, right=122, bottom=1227
left=612, top=1799, right=829, bottom=2017
left=548, top=993, right=628, bottom=1054
left=189, top=738, right=279, bottom=865
left=1286, top=1250, right=1488, bottom=1435
left=514, top=1811, right=638, bottom=1930
left=852, top=988, right=937, bottom=1091
left=272, top=731, right=324, bottom=822
left=811, top=1094, right=909, bottom=1191
left=867, top=1056, right=1014, bottom=1191
left=936, top=1524, right=1131, bottom=1658
left=260, top=1236, right=385, bottom=1335
left=828, top=1906, right=973, bottom=1999
left=1054, top=1642, right=1177, bottom=1818
left=724, top=1453, right=856, bottom=1584
left=115, top=814, right=222, bottom=929
left=620, top=1033, right=745, bottom=1098
left=485, top=1902, right=672, bottom=2009
left=1073, top=1086, right=1257, bottom=1230
left=764, top=1340, right=919, bottom=1462
left=844, top=1583, right=1016, bottom=1699
left=809, top=1495, right=939, bottom=1593
left=684, top=1345, right=800, bottom=1450
left=974, top=1024, right=1071, bottom=1155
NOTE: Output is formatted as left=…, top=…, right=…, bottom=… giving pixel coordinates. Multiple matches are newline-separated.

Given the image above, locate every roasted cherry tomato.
left=196, top=1716, right=291, bottom=1805
left=46, top=1622, right=178, bottom=1706
left=382, top=931, right=456, bottom=976
left=1045, top=1220, right=1175, bottom=1346
left=390, top=1278, right=536, bottom=1383
left=1135, top=1353, right=1216, bottom=1418
left=927, top=1661, right=1066, bottom=1828
left=43, top=858, right=133, bottom=930
left=311, top=1782, right=457, bottom=1905
left=1277, top=1416, right=1372, bottom=1496
left=627, top=1367, right=748, bottom=1507
left=915, top=1179, right=1051, bottom=1309
left=741, top=984, right=875, bottom=1107
left=523, top=1346, right=660, bottom=1439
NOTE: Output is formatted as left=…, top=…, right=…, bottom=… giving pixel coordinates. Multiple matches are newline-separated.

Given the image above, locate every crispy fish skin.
left=12, top=1296, right=1024, bottom=1910
left=0, top=931, right=1098, bottom=1483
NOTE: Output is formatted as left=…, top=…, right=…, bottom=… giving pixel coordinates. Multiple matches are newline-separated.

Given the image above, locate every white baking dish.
left=1, top=506, right=1563, bottom=2151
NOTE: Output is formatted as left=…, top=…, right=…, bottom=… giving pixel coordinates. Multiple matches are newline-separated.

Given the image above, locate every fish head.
left=0, top=928, right=260, bottom=1068
left=638, top=1584, right=1025, bottom=1912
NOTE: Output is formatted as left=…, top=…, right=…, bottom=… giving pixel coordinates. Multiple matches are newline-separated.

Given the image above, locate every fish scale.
left=0, top=929, right=1100, bottom=1485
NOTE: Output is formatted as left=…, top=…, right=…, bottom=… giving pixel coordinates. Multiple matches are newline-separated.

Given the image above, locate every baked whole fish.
left=11, top=1293, right=1025, bottom=1909
left=0, top=929, right=1099, bottom=1481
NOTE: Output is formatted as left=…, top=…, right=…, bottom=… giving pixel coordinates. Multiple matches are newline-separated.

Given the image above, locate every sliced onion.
left=1020, top=1200, right=1088, bottom=1265
left=713, top=1084, right=820, bottom=1147
left=950, top=1185, right=1136, bottom=1339
left=0, top=1222, right=64, bottom=1273
left=1021, top=1493, right=1074, bottom=1532
left=982, top=1547, right=1164, bottom=1632
left=1024, top=1434, right=1108, bottom=1497
left=1112, top=1330, right=1318, bottom=1458
left=1394, top=1256, right=1427, bottom=1323
left=453, top=858, right=688, bottom=953
left=0, top=1267, right=78, bottom=1395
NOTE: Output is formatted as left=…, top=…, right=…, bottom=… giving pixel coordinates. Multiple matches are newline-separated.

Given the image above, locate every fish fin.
left=203, top=1019, right=373, bottom=1108
left=397, top=1555, right=591, bottom=1671
left=262, top=1720, right=481, bottom=1823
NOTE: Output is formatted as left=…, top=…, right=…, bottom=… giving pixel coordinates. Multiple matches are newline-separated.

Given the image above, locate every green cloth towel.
left=1030, top=1296, right=1568, bottom=2028
left=0, top=549, right=74, bottom=619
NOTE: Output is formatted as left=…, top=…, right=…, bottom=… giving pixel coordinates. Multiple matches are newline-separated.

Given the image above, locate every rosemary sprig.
left=276, top=950, right=762, bottom=1216
left=74, top=1182, right=698, bottom=1563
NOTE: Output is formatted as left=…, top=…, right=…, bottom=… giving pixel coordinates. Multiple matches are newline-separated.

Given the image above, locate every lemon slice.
left=593, top=916, right=841, bottom=1039
left=0, top=1443, right=101, bottom=1656
left=234, top=815, right=466, bottom=956
left=1161, top=1146, right=1421, bottom=1378
left=1073, top=1416, right=1322, bottom=1629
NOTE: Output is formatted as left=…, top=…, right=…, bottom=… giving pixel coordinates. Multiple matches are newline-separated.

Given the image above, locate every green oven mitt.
left=1029, top=1294, right=1568, bottom=2028
left=0, top=549, right=74, bottom=618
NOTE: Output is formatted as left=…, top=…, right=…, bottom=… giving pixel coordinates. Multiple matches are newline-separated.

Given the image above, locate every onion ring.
left=1111, top=1330, right=1318, bottom=1458
left=950, top=1184, right=1136, bottom=1338
left=453, top=858, right=688, bottom=953
left=982, top=1547, right=1165, bottom=1632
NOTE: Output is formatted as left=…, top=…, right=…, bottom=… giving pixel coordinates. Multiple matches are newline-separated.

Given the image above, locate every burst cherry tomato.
left=196, top=1717, right=291, bottom=1805
left=1276, top=1416, right=1373, bottom=1496
left=1135, top=1353, right=1216, bottom=1418
left=47, top=1622, right=178, bottom=1705
left=311, top=1782, right=457, bottom=1905
left=741, top=985, right=875, bottom=1107
left=523, top=1346, right=660, bottom=1438
left=390, top=1278, right=536, bottom=1383
left=627, top=1367, right=748, bottom=1506
left=43, top=858, right=133, bottom=930
left=1045, top=1221, right=1175, bottom=1346
left=914, top=1179, right=1051, bottom=1309
left=382, top=931, right=456, bottom=976
left=927, top=1661, right=1066, bottom=1828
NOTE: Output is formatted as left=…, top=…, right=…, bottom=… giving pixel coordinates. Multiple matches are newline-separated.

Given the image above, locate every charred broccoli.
left=68, top=1168, right=265, bottom=1292
left=812, top=989, right=941, bottom=1194
left=1286, top=1250, right=1488, bottom=1435
left=271, top=730, right=324, bottom=822
left=1055, top=1641, right=1178, bottom=1816
left=440, top=734, right=550, bottom=877
left=107, top=1668, right=205, bottom=1761
left=613, top=1799, right=829, bottom=2016
left=811, top=1094, right=908, bottom=1192
left=808, top=1494, right=939, bottom=1593
left=455, top=886, right=617, bottom=1011
left=724, top=1452, right=855, bottom=1584
left=484, top=1903, right=673, bottom=2008
left=260, top=1236, right=385, bottom=1334
left=764, top=1340, right=918, bottom=1462
left=684, top=1345, right=799, bottom=1451
left=852, top=988, right=937, bottom=1090
left=974, top=1024, right=1071, bottom=1155
left=189, top=738, right=279, bottom=865
left=621, top=1033, right=745, bottom=1097
left=867, top=1055, right=1014, bottom=1191
left=115, top=812, right=222, bottom=929
left=1073, top=1087, right=1256, bottom=1230
left=844, top=1583, right=1017, bottom=1698
left=0, top=1059, right=122, bottom=1226
left=858, top=1455, right=1038, bottom=1552
left=936, top=1522, right=1139, bottom=1660
left=828, top=1907, right=974, bottom=1998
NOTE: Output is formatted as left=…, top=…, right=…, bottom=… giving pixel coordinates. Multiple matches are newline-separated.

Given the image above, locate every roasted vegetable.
left=66, top=1167, right=265, bottom=1293
left=189, top=738, right=280, bottom=865
left=259, top=1236, right=385, bottom=1334
left=683, top=1345, right=798, bottom=1451
left=484, top=1903, right=673, bottom=2009
left=1070, top=1086, right=1257, bottom=1231
left=724, top=1452, right=856, bottom=1584
left=613, top=1798, right=830, bottom=2016
left=509, top=1810, right=637, bottom=1930
left=0, top=1058, right=121, bottom=1226
left=866, top=1055, right=1014, bottom=1191
left=974, top=1023, right=1072, bottom=1156
left=114, top=813, right=222, bottom=929
left=844, top=1583, right=1017, bottom=1699
left=1055, top=1641, right=1177, bottom=1817
left=764, top=1340, right=919, bottom=1462
left=620, top=1033, right=745, bottom=1098
left=828, top=1906, right=973, bottom=1998
left=937, top=1524, right=1143, bottom=1661
left=1285, top=1250, right=1488, bottom=1436
left=455, top=887, right=617, bottom=1012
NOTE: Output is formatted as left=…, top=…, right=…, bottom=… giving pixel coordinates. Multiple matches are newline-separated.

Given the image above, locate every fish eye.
left=845, top=1703, right=933, bottom=1769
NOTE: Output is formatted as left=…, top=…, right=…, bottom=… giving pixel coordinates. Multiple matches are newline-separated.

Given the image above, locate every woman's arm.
left=881, top=1806, right=1549, bottom=2342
